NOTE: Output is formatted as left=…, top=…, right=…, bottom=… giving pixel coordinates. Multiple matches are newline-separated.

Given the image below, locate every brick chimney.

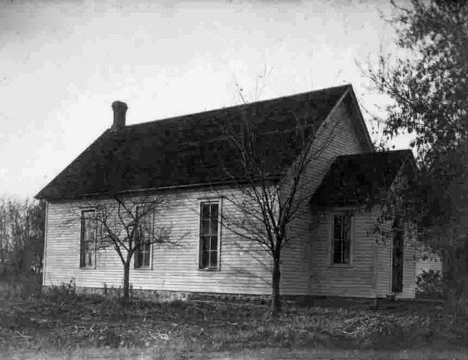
left=111, top=101, right=128, bottom=131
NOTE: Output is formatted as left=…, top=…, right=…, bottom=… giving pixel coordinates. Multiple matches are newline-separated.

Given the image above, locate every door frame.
left=391, top=216, right=404, bottom=293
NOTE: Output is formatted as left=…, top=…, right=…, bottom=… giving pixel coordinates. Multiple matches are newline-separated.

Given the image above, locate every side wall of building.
left=43, top=188, right=272, bottom=295
left=306, top=208, right=381, bottom=298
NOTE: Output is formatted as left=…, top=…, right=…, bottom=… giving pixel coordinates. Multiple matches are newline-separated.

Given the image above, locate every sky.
left=0, top=0, right=407, bottom=200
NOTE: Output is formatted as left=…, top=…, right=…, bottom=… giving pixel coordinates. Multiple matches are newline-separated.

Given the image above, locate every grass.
left=0, top=280, right=468, bottom=359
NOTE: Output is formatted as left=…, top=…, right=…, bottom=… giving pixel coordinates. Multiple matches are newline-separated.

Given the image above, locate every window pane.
left=210, top=250, right=217, bottom=267
left=211, top=204, right=218, bottom=221
left=143, top=248, right=150, bottom=267
left=139, top=225, right=145, bottom=241
left=334, top=239, right=342, bottom=263
left=86, top=240, right=93, bottom=251
left=135, top=229, right=141, bottom=248
left=201, top=220, right=210, bottom=235
left=343, top=238, right=350, bottom=263
left=87, top=251, right=93, bottom=266
left=136, top=206, right=145, bottom=227
left=136, top=250, right=142, bottom=268
left=210, top=217, right=218, bottom=235
left=86, top=224, right=94, bottom=241
left=201, top=250, right=209, bottom=268
left=210, top=236, right=218, bottom=251
left=201, top=204, right=210, bottom=219
left=334, top=215, right=343, bottom=240
left=201, top=236, right=209, bottom=251
left=344, top=215, right=352, bottom=263
left=343, top=215, right=351, bottom=240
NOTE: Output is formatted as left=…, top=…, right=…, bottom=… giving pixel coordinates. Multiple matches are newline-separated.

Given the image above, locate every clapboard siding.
left=44, top=188, right=272, bottom=295
left=306, top=209, right=379, bottom=297
left=280, top=96, right=371, bottom=296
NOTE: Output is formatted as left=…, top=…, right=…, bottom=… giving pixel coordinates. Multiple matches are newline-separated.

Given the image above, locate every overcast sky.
left=0, top=0, right=406, bottom=200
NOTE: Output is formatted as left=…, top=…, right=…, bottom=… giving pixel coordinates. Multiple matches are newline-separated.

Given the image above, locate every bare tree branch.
left=211, top=84, right=343, bottom=315
left=65, top=193, right=178, bottom=301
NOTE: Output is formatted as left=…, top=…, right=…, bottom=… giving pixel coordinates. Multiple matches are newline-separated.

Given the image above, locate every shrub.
left=416, top=270, right=444, bottom=299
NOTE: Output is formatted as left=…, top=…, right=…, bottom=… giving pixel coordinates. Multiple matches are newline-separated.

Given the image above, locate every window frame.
left=134, top=204, right=153, bottom=270
left=80, top=209, right=97, bottom=269
left=198, top=199, right=222, bottom=271
left=330, top=211, right=354, bottom=266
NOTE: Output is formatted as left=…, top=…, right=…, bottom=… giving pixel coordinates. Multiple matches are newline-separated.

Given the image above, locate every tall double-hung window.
left=80, top=210, right=96, bottom=268
left=332, top=213, right=353, bottom=264
left=134, top=205, right=152, bottom=269
left=199, top=202, right=220, bottom=269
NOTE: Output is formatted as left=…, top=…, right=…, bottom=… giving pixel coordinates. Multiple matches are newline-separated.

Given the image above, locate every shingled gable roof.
left=36, top=84, right=372, bottom=200
left=310, top=149, right=414, bottom=207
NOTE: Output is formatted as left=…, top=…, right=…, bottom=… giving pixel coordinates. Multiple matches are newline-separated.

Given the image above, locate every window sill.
left=80, top=267, right=96, bottom=270
left=198, top=267, right=220, bottom=272
left=134, top=267, right=152, bottom=270
left=328, top=263, right=353, bottom=268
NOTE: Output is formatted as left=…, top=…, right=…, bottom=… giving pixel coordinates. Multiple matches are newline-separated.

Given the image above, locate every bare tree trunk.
left=271, top=255, right=281, bottom=316
left=123, top=261, right=130, bottom=300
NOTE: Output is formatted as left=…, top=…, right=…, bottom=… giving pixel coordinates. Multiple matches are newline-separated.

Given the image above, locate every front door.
left=392, top=217, right=404, bottom=293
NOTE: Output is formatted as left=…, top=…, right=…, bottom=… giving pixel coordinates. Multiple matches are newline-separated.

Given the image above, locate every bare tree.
left=70, top=193, right=177, bottom=300
left=218, top=96, right=340, bottom=316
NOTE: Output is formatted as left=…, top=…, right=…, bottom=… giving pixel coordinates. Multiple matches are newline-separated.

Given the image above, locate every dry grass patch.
left=0, top=290, right=467, bottom=356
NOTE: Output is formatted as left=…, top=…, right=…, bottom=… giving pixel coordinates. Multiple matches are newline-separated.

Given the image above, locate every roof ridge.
left=336, top=149, right=412, bottom=158
left=125, top=84, right=352, bottom=129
